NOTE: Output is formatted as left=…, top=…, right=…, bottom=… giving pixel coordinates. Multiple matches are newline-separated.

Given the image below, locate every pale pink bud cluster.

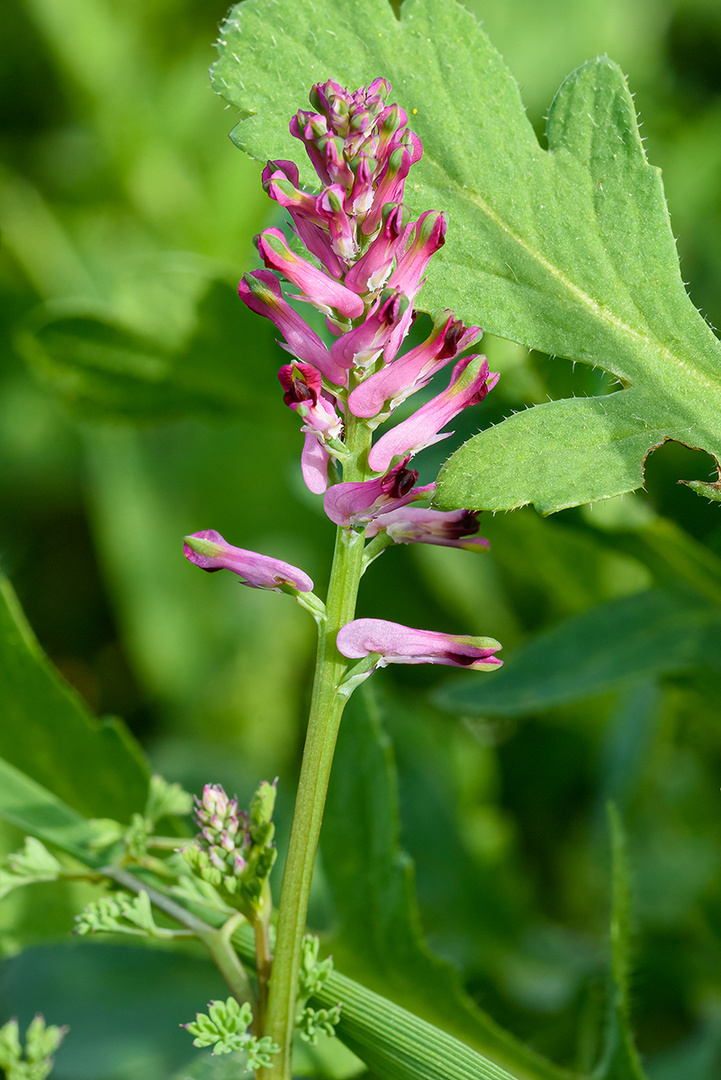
left=184, top=784, right=252, bottom=886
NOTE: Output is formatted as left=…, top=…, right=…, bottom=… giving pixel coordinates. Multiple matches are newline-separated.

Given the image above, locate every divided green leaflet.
left=211, top=0, right=721, bottom=513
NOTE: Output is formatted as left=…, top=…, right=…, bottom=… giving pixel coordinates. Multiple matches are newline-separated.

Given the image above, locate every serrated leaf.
left=434, top=589, right=721, bottom=717
left=323, top=685, right=577, bottom=1080
left=0, top=572, right=148, bottom=821
left=593, top=806, right=647, bottom=1080
left=16, top=282, right=278, bottom=423
left=211, top=0, right=721, bottom=513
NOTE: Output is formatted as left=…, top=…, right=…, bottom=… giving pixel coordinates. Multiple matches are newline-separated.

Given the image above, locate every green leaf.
left=323, top=685, right=578, bottom=1080
left=211, top=0, right=721, bottom=513
left=434, top=589, right=721, bottom=717
left=593, top=805, right=647, bottom=1080
left=16, top=282, right=278, bottom=423
left=0, top=572, right=148, bottom=821
left=0, top=758, right=100, bottom=865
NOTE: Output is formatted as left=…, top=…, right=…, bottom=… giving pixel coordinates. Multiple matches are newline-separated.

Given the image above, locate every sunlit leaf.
left=212, top=0, right=721, bottom=513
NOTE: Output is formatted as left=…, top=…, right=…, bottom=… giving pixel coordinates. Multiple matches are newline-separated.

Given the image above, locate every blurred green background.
left=1, top=0, right=721, bottom=1077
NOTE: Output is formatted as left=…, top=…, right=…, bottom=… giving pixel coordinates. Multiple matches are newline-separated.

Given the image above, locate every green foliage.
left=298, top=936, right=335, bottom=1001
left=145, top=775, right=194, bottom=824
left=73, top=889, right=179, bottom=940
left=0, top=572, right=148, bottom=821
left=212, top=0, right=721, bottom=514
left=593, top=806, right=647, bottom=1080
left=0, top=839, right=62, bottom=902
left=184, top=998, right=279, bottom=1069
left=295, top=1005, right=343, bottom=1046
left=0, top=1015, right=67, bottom=1080
left=323, top=685, right=577, bottom=1080
left=435, top=587, right=721, bottom=717
left=16, top=283, right=279, bottom=424
left=295, top=937, right=341, bottom=1044
left=0, top=758, right=101, bottom=866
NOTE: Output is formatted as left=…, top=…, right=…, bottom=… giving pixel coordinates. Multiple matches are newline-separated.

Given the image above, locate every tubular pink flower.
left=344, top=204, right=409, bottom=296
left=238, top=271, right=347, bottom=385
left=278, top=363, right=343, bottom=441
left=365, top=507, right=490, bottom=551
left=361, top=145, right=414, bottom=236
left=386, top=210, right=447, bottom=295
left=323, top=459, right=434, bottom=526
left=256, top=228, right=364, bottom=320
left=347, top=151, right=376, bottom=215
left=367, top=354, right=499, bottom=473
left=337, top=619, right=502, bottom=670
left=330, top=288, right=412, bottom=372
left=183, top=530, right=313, bottom=593
left=301, top=431, right=333, bottom=494
left=348, top=311, right=482, bottom=418
left=318, top=185, right=359, bottom=261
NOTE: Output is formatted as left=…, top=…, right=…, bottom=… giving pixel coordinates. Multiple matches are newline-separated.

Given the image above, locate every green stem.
left=253, top=884, right=274, bottom=1032
left=261, top=418, right=371, bottom=1080
left=106, top=866, right=255, bottom=1006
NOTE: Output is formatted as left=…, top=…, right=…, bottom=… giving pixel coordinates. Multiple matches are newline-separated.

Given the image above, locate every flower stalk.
left=260, top=419, right=372, bottom=1079
left=183, top=76, right=502, bottom=1080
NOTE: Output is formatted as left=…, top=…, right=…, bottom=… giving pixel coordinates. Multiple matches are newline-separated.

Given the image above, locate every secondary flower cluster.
left=184, top=79, right=501, bottom=673
left=181, top=782, right=277, bottom=917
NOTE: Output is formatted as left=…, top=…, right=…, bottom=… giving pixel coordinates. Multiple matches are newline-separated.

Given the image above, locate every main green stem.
left=261, top=417, right=371, bottom=1080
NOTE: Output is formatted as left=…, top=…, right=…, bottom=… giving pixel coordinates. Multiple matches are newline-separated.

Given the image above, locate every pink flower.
left=278, top=363, right=343, bottom=495
left=183, top=530, right=313, bottom=593
left=365, top=507, right=490, bottom=551
left=368, top=355, right=499, bottom=473
left=238, top=271, right=347, bottom=385
left=344, top=204, right=409, bottom=296
left=330, top=288, right=412, bottom=372
left=323, top=459, right=434, bottom=526
left=386, top=210, right=447, bottom=295
left=348, top=311, right=482, bottom=419
left=337, top=619, right=502, bottom=670
left=256, top=228, right=364, bottom=320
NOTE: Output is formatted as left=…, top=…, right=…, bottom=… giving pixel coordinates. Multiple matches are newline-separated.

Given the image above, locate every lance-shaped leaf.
left=211, top=0, right=721, bottom=514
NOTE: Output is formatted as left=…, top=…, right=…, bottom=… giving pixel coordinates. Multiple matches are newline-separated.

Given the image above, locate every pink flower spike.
left=386, top=210, right=447, bottom=296
left=348, top=311, right=482, bottom=419
left=367, top=354, right=499, bottom=473
left=337, top=619, right=502, bottom=670
left=183, top=530, right=313, bottom=593
left=365, top=507, right=490, bottom=552
left=256, top=228, right=364, bottom=320
left=238, top=271, right=347, bottom=386
left=324, top=459, right=434, bottom=526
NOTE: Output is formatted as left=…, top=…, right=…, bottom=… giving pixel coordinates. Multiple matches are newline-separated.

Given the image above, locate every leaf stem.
left=105, top=865, right=255, bottom=1005
left=260, top=417, right=371, bottom=1080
